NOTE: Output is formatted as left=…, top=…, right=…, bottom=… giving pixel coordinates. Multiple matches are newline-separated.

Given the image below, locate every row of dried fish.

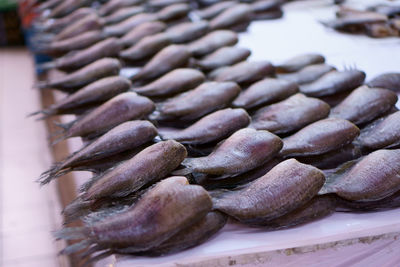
left=31, top=0, right=400, bottom=263
left=32, top=0, right=286, bottom=58
left=53, top=147, right=400, bottom=263
left=324, top=5, right=400, bottom=38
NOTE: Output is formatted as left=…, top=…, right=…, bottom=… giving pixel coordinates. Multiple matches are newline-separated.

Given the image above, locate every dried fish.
left=280, top=118, right=360, bottom=157
left=330, top=86, right=397, bottom=126
left=232, top=77, right=297, bottom=109
left=251, top=93, right=330, bottom=134
left=159, top=108, right=250, bottom=145
left=212, top=159, right=325, bottom=224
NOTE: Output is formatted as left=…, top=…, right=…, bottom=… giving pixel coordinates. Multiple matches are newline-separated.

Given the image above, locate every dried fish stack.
left=26, top=0, right=400, bottom=264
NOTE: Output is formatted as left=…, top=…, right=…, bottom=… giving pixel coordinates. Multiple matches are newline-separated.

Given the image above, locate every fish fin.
left=62, top=197, right=94, bottom=224
left=171, top=167, right=192, bottom=176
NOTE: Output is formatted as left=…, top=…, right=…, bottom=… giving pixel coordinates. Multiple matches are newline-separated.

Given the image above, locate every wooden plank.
left=38, top=73, right=91, bottom=267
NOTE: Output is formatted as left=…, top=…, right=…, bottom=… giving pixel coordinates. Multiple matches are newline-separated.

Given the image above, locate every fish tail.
left=54, top=227, right=91, bottom=241
left=34, top=81, right=50, bottom=89
left=59, top=240, right=93, bottom=255
left=318, top=184, right=336, bottom=195
left=27, top=108, right=55, bottom=119
left=49, top=121, right=74, bottom=144
left=38, top=61, right=56, bottom=71
left=80, top=173, right=104, bottom=193
left=54, top=121, right=72, bottom=130
left=81, top=249, right=113, bottom=267
left=49, top=134, right=68, bottom=146
left=62, top=197, right=94, bottom=224
left=37, top=163, right=69, bottom=185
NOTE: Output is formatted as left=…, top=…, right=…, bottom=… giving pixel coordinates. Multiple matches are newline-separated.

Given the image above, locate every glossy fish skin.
left=259, top=195, right=336, bottom=229
left=280, top=118, right=360, bottom=157
left=276, top=53, right=325, bottom=73
left=330, top=86, right=397, bottom=126
left=39, top=120, right=157, bottom=184
left=232, top=77, right=297, bottom=109
left=159, top=108, right=250, bottom=145
left=358, top=111, right=400, bottom=150
left=209, top=4, right=252, bottom=30
left=118, top=21, right=167, bottom=47
left=131, top=45, right=191, bottom=83
left=212, top=159, right=325, bottom=224
left=156, top=3, right=190, bottom=22
left=104, top=13, right=159, bottom=37
left=147, top=211, right=227, bottom=256
left=187, top=30, right=238, bottom=58
left=251, top=93, right=330, bottom=134
left=195, top=46, right=251, bottom=71
left=213, top=61, right=275, bottom=85
left=196, top=1, right=237, bottom=20
left=156, top=81, right=241, bottom=121
left=297, top=144, right=361, bottom=170
left=183, top=128, right=283, bottom=176
left=61, top=92, right=155, bottom=139
left=119, top=33, right=171, bottom=61
left=48, top=38, right=122, bottom=71
left=36, top=58, right=121, bottom=92
left=367, top=72, right=400, bottom=92
left=278, top=64, right=336, bottom=85
left=165, top=21, right=210, bottom=44
left=40, top=30, right=106, bottom=55
left=300, top=70, right=366, bottom=97
left=322, top=149, right=400, bottom=201
left=54, top=13, right=104, bottom=41
left=42, top=76, right=131, bottom=115
left=133, top=68, right=205, bottom=97
left=103, top=6, right=145, bottom=25
left=98, top=0, right=144, bottom=16
left=83, top=142, right=187, bottom=200
left=58, top=177, right=212, bottom=256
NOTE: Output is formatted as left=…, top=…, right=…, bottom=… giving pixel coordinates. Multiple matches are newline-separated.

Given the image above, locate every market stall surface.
left=0, top=48, right=67, bottom=267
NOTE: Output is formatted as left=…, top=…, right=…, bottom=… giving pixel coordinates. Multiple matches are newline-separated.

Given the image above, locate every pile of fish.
left=28, top=0, right=400, bottom=264
left=324, top=4, right=400, bottom=38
